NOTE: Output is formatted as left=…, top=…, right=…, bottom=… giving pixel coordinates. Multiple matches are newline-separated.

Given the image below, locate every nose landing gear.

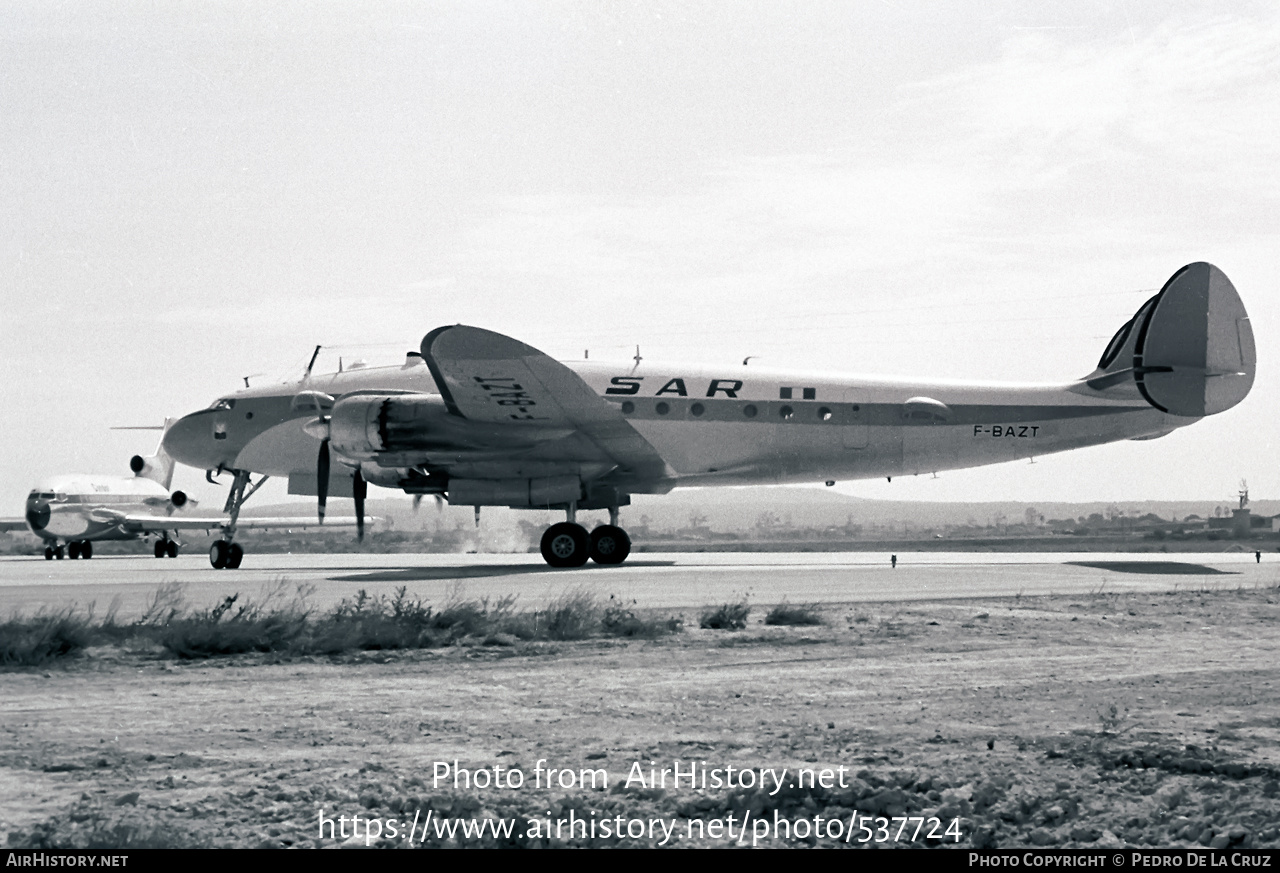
left=209, top=540, right=244, bottom=570
left=206, top=469, right=267, bottom=570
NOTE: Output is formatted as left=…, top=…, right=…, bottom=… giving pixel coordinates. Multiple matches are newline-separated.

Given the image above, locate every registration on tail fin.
left=1084, top=262, right=1255, bottom=417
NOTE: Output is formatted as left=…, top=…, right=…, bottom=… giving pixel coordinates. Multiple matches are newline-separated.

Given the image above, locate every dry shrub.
left=601, top=606, right=682, bottom=638
left=764, top=601, right=825, bottom=626
left=160, top=592, right=311, bottom=658
left=0, top=607, right=94, bottom=666
left=700, top=600, right=751, bottom=630
left=539, top=589, right=600, bottom=640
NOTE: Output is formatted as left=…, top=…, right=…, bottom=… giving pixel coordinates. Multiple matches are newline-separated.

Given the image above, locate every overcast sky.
left=3, top=0, right=1277, bottom=512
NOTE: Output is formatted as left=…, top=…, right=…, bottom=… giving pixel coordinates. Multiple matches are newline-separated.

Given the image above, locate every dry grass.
left=1, top=583, right=685, bottom=666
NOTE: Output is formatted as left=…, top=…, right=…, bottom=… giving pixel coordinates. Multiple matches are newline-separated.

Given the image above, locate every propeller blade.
left=353, top=467, right=367, bottom=543
left=435, top=494, right=445, bottom=513
left=412, top=494, right=423, bottom=513
left=317, top=439, right=330, bottom=523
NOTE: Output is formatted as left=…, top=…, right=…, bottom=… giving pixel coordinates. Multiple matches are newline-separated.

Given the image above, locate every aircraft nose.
left=163, top=410, right=229, bottom=471
left=25, top=499, right=50, bottom=531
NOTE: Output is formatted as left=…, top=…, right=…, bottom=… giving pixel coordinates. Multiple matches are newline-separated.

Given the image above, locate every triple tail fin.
left=1082, top=263, right=1255, bottom=417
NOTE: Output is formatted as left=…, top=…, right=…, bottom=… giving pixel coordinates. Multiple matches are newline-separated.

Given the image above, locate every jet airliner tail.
left=1082, top=262, right=1254, bottom=417
left=129, top=418, right=178, bottom=490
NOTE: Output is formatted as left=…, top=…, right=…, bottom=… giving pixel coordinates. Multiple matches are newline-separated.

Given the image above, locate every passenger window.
left=779, top=406, right=793, bottom=420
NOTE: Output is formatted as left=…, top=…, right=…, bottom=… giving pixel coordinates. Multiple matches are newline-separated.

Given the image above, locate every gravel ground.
left=3, top=584, right=1278, bottom=849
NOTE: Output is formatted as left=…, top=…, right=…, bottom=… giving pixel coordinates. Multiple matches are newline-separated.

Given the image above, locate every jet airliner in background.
left=2, top=424, right=366, bottom=565
left=161, top=262, right=1254, bottom=570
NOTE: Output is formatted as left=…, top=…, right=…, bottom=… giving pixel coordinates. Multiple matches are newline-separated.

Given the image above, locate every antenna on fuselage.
left=305, top=345, right=322, bottom=380
left=743, top=355, right=757, bottom=366
left=633, top=345, right=642, bottom=367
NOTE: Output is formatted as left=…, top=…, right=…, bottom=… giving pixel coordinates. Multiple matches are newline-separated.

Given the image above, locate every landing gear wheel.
left=81, top=541, right=92, bottom=559
left=44, top=546, right=53, bottom=561
left=166, top=540, right=179, bottom=558
left=68, top=541, right=81, bottom=560
left=155, top=540, right=166, bottom=559
left=589, top=525, right=631, bottom=565
left=210, top=540, right=229, bottom=569
left=540, top=522, right=590, bottom=568
left=54, top=545, right=64, bottom=560
left=226, top=543, right=243, bottom=569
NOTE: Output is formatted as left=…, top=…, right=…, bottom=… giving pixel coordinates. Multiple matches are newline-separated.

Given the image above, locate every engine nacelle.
left=329, top=394, right=447, bottom=460
left=170, top=490, right=188, bottom=508
left=447, top=476, right=581, bottom=508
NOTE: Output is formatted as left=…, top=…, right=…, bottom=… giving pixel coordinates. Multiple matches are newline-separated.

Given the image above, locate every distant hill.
left=248, top=487, right=1276, bottom=537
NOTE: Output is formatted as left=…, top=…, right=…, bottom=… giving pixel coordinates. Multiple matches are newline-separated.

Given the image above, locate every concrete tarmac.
left=2, top=551, right=1276, bottom=619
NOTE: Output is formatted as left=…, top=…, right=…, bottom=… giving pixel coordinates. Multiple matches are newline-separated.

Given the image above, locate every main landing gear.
left=538, top=505, right=632, bottom=568
left=154, top=538, right=179, bottom=558
left=45, top=541, right=92, bottom=560
left=207, top=468, right=267, bottom=570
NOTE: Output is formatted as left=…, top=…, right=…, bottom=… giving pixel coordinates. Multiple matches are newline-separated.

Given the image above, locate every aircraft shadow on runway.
left=1065, top=561, right=1237, bottom=575
left=329, top=560, right=677, bottom=582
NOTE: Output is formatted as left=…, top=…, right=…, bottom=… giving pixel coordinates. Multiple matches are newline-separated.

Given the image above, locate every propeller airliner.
left=161, top=262, right=1254, bottom=569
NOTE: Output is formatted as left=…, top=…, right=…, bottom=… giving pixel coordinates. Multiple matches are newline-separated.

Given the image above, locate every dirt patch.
left=3, top=586, right=1279, bottom=849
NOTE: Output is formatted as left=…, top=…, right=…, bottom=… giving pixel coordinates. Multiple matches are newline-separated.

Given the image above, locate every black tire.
left=44, top=547, right=53, bottom=561
left=166, top=540, right=179, bottom=558
left=68, top=541, right=81, bottom=560
left=155, top=540, right=166, bottom=559
left=54, top=546, right=64, bottom=560
left=81, top=541, right=92, bottom=559
left=226, top=543, right=244, bottom=569
left=540, top=522, right=590, bottom=568
left=209, top=540, right=229, bottom=569
left=589, top=525, right=631, bottom=565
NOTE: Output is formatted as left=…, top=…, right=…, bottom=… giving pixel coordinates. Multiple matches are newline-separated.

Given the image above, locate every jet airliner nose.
left=25, top=498, right=50, bottom=531
left=163, top=410, right=228, bottom=471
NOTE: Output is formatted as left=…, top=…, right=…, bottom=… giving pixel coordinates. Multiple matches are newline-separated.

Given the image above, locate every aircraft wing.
left=111, top=514, right=370, bottom=533
left=0, top=519, right=30, bottom=532
left=421, top=326, right=671, bottom=486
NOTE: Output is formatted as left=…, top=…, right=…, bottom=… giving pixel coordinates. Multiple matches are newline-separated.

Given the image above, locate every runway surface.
left=2, top=550, right=1276, bottom=619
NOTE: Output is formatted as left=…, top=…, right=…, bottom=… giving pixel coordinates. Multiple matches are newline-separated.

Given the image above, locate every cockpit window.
left=210, top=398, right=237, bottom=410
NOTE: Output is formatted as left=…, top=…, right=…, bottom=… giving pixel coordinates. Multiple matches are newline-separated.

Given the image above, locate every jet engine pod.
left=1138, top=263, right=1255, bottom=417
left=170, top=490, right=188, bottom=508
left=328, top=394, right=447, bottom=459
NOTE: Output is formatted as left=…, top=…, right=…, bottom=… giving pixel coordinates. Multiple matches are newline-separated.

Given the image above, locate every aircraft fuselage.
left=163, top=361, right=1177, bottom=492
left=25, top=475, right=177, bottom=543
